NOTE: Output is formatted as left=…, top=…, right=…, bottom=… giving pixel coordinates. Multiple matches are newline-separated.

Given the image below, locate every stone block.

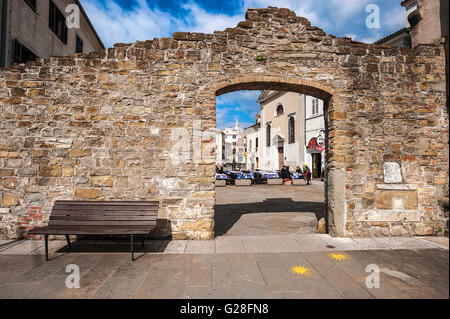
left=267, top=178, right=282, bottom=185
left=74, top=188, right=100, bottom=199
left=180, top=219, right=213, bottom=231
left=215, top=179, right=226, bottom=187
left=235, top=179, right=252, bottom=186
left=383, top=162, right=403, bottom=183
left=375, top=190, right=418, bottom=210
left=39, top=165, right=62, bottom=177
left=70, top=149, right=92, bottom=157
left=91, top=176, right=114, bottom=187
left=1, top=194, right=19, bottom=207
left=355, top=210, right=420, bottom=222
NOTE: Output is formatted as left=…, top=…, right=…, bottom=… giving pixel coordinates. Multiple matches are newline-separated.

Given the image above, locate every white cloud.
left=382, top=5, right=405, bottom=28
left=81, top=0, right=246, bottom=48
left=81, top=0, right=181, bottom=47
left=181, top=2, right=244, bottom=34
left=329, top=0, right=373, bottom=20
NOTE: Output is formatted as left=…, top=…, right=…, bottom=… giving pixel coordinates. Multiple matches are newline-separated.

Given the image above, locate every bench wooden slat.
left=48, top=220, right=157, bottom=226
left=53, top=205, right=158, bottom=210
left=54, top=201, right=158, bottom=206
left=28, top=225, right=154, bottom=235
left=50, top=212, right=158, bottom=219
left=50, top=215, right=157, bottom=221
left=52, top=207, right=158, bottom=214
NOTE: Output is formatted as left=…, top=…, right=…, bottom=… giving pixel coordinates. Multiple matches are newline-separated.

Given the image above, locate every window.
left=255, top=137, right=258, bottom=149
left=23, top=0, right=37, bottom=12
left=312, top=98, right=320, bottom=115
left=276, top=104, right=284, bottom=116
left=13, top=39, right=37, bottom=64
left=233, top=135, right=236, bottom=139
left=249, top=140, right=252, bottom=150
left=266, top=124, right=271, bottom=147
left=49, top=1, right=68, bottom=44
left=288, top=116, right=295, bottom=144
left=75, top=35, right=83, bottom=53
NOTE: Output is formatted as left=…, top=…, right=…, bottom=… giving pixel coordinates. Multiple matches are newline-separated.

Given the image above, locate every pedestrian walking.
left=303, top=164, right=311, bottom=185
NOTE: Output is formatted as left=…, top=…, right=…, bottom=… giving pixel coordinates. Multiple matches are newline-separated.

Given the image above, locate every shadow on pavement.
left=214, top=198, right=325, bottom=237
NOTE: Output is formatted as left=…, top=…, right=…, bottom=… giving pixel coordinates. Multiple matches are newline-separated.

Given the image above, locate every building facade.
left=258, top=91, right=305, bottom=171
left=304, top=95, right=325, bottom=178
left=252, top=90, right=325, bottom=174
left=0, top=0, right=104, bottom=68
left=216, top=120, right=246, bottom=168
left=243, top=119, right=260, bottom=170
left=215, top=129, right=225, bottom=166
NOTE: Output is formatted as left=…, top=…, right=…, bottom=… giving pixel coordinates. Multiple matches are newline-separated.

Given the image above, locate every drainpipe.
left=0, top=0, right=7, bottom=68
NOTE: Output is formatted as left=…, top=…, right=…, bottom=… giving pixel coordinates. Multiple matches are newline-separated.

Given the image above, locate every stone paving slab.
left=0, top=240, right=45, bottom=254
left=0, top=235, right=447, bottom=256
left=215, top=239, right=246, bottom=254
left=185, top=240, right=215, bottom=254
left=417, top=236, right=449, bottom=249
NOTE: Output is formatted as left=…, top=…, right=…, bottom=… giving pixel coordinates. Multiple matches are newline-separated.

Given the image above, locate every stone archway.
left=0, top=7, right=447, bottom=240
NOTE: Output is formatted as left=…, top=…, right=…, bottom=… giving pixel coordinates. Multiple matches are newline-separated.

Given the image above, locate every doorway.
left=278, top=146, right=284, bottom=170
left=311, top=153, right=321, bottom=178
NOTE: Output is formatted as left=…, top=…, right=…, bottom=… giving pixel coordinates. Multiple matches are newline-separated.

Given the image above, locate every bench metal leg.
left=141, top=236, right=145, bottom=248
left=44, top=235, right=49, bottom=261
left=65, top=235, right=71, bottom=250
left=130, top=235, right=134, bottom=261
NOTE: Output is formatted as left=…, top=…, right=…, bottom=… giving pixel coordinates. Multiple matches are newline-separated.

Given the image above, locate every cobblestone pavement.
left=0, top=236, right=448, bottom=299
left=215, top=182, right=325, bottom=236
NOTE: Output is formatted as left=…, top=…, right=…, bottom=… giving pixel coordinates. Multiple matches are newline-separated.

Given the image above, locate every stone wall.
left=0, top=7, right=448, bottom=239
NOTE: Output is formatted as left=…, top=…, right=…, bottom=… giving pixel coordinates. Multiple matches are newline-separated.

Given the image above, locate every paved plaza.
left=215, top=182, right=325, bottom=236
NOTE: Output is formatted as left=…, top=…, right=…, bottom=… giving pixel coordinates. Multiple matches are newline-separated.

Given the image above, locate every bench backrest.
left=48, top=201, right=159, bottom=228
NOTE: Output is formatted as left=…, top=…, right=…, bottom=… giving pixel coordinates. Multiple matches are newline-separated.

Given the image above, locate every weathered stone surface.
left=355, top=210, right=420, bottom=222
left=74, top=188, right=100, bottom=199
left=91, top=176, right=114, bottom=187
left=317, top=218, right=326, bottom=234
left=383, top=162, right=403, bottom=183
left=375, top=190, right=418, bottom=210
left=38, top=165, right=62, bottom=177
left=180, top=219, right=213, bottom=231
left=0, top=7, right=447, bottom=239
left=70, top=149, right=92, bottom=157
left=1, top=194, right=20, bottom=207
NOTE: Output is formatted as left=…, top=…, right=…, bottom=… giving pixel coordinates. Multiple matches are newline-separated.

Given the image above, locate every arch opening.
left=213, top=78, right=335, bottom=238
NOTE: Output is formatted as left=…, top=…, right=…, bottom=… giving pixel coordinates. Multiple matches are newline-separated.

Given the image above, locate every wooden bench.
left=27, top=200, right=159, bottom=261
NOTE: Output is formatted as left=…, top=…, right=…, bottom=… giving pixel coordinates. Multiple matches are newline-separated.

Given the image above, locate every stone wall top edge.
left=0, top=6, right=446, bottom=74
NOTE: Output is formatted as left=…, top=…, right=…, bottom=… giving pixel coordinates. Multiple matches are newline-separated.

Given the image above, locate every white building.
left=244, top=91, right=325, bottom=176
left=243, top=114, right=260, bottom=170
left=303, top=95, right=325, bottom=178
left=215, top=130, right=225, bottom=166
left=216, top=120, right=246, bottom=168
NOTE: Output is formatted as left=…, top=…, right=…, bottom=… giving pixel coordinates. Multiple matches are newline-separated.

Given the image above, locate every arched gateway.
left=0, top=7, right=447, bottom=240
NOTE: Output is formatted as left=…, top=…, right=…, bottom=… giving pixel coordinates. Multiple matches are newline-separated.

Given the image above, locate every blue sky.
left=80, top=0, right=406, bottom=129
